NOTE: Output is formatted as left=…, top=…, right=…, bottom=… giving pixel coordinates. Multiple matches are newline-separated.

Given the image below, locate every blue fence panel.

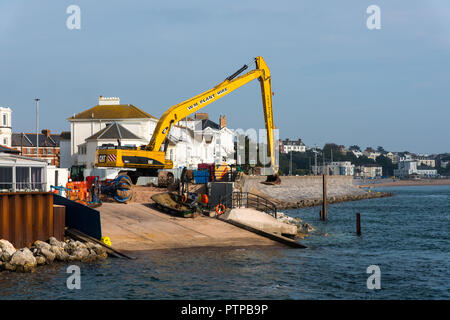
left=53, top=194, right=102, bottom=240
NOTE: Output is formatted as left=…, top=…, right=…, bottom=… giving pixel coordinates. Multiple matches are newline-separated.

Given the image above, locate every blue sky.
left=1, top=0, right=449, bottom=154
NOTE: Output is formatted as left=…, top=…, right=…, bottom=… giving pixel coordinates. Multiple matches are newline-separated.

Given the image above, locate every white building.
left=80, top=122, right=148, bottom=169
left=385, top=152, right=399, bottom=164
left=312, top=161, right=355, bottom=176
left=415, top=156, right=436, bottom=168
left=351, top=150, right=363, bottom=158
left=280, top=138, right=306, bottom=153
left=416, top=165, right=438, bottom=177
left=364, top=150, right=381, bottom=160
left=394, top=160, right=417, bottom=177
left=64, top=97, right=235, bottom=171
left=67, top=96, right=158, bottom=167
left=356, top=164, right=383, bottom=178
left=398, top=154, right=414, bottom=162
left=394, top=160, right=438, bottom=178
left=0, top=106, right=12, bottom=147
left=0, top=152, right=68, bottom=192
left=168, top=115, right=235, bottom=168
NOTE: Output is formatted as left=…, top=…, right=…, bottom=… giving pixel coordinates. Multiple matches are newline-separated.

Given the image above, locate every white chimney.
left=98, top=96, right=120, bottom=105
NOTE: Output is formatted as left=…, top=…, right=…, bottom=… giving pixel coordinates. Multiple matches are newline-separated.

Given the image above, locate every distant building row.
left=0, top=106, right=61, bottom=166
left=312, top=162, right=383, bottom=178
left=0, top=98, right=235, bottom=172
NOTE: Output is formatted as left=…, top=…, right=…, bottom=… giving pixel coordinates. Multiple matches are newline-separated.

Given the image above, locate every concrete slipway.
left=99, top=203, right=284, bottom=252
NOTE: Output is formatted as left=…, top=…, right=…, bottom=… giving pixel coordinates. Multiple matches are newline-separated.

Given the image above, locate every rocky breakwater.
left=236, top=175, right=393, bottom=210
left=0, top=237, right=108, bottom=273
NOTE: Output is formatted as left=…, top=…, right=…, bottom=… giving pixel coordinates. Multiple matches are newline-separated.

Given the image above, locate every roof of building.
left=11, top=133, right=60, bottom=148
left=68, top=104, right=156, bottom=120
left=282, top=139, right=305, bottom=146
left=86, top=122, right=143, bottom=141
left=0, top=153, right=48, bottom=165
left=198, top=119, right=220, bottom=130
left=0, top=145, right=20, bottom=154
left=60, top=131, right=71, bottom=140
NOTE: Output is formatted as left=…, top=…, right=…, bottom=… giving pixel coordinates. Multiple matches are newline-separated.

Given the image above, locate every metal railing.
left=218, top=191, right=277, bottom=219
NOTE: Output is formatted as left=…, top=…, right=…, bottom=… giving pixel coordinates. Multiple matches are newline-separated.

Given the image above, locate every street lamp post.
left=35, top=98, right=40, bottom=158
left=289, top=150, right=292, bottom=176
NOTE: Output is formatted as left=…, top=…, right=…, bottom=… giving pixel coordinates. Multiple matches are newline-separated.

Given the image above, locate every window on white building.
left=2, top=114, right=6, bottom=126
left=0, top=166, right=13, bottom=190
left=78, top=145, right=87, bottom=155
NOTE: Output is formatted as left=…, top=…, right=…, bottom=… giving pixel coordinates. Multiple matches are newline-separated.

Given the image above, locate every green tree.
left=375, top=155, right=394, bottom=176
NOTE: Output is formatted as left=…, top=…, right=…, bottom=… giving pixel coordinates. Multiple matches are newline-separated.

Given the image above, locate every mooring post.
left=356, top=213, right=361, bottom=236
left=322, top=173, right=327, bottom=221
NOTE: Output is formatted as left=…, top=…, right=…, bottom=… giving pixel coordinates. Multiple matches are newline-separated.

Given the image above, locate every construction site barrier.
left=53, top=194, right=102, bottom=240
left=0, top=192, right=65, bottom=248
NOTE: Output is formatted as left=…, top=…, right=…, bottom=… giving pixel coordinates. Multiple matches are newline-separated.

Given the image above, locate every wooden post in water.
left=322, top=173, right=327, bottom=221
left=356, top=213, right=361, bottom=236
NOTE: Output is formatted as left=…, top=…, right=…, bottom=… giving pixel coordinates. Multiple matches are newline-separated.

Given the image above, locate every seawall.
left=235, top=175, right=392, bottom=209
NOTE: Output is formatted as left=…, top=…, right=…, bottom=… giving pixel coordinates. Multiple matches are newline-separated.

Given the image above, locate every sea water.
left=0, top=185, right=449, bottom=299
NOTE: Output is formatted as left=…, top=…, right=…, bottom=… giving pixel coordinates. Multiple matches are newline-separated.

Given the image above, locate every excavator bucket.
left=262, top=173, right=281, bottom=185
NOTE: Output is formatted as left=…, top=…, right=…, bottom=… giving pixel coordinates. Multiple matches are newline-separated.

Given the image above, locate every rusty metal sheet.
left=53, top=205, right=66, bottom=242
left=0, top=192, right=62, bottom=248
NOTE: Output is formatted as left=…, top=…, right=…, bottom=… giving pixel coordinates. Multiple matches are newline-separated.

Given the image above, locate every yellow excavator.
left=95, top=56, right=280, bottom=184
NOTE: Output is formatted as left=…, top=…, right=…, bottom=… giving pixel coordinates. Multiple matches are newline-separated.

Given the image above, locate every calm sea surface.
left=1, top=185, right=449, bottom=299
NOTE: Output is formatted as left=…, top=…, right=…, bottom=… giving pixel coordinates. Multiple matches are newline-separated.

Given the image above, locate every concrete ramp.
left=226, top=208, right=297, bottom=236
left=218, top=208, right=306, bottom=248
left=99, top=203, right=281, bottom=251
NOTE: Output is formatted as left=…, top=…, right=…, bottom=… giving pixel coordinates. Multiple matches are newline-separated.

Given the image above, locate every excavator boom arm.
left=148, top=56, right=277, bottom=173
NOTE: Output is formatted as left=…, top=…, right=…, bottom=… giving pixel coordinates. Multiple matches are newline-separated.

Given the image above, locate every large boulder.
left=4, top=262, right=16, bottom=271
left=71, top=247, right=90, bottom=261
left=10, top=248, right=37, bottom=272
left=35, top=255, right=46, bottom=265
left=39, top=248, right=56, bottom=263
left=92, top=244, right=107, bottom=256
left=66, top=240, right=87, bottom=255
left=34, top=240, right=52, bottom=251
left=49, top=237, right=66, bottom=249
left=0, top=240, right=16, bottom=262
left=51, top=245, right=69, bottom=261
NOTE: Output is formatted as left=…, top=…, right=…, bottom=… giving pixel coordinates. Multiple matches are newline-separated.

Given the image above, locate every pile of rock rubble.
left=276, top=212, right=315, bottom=235
left=0, top=237, right=108, bottom=273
